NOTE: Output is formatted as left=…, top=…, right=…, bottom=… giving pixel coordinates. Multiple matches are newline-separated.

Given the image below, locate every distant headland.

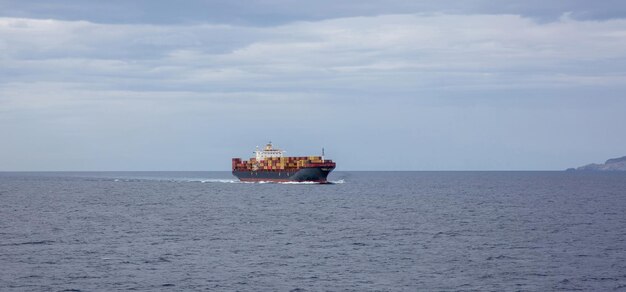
left=567, top=156, right=626, bottom=171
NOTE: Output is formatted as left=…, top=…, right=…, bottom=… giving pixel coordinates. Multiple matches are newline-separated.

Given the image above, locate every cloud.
left=2, top=14, right=626, bottom=99
left=1, top=13, right=626, bottom=170
left=2, top=0, right=626, bottom=25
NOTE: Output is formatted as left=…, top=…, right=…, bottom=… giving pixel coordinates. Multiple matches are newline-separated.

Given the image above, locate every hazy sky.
left=1, top=1, right=626, bottom=171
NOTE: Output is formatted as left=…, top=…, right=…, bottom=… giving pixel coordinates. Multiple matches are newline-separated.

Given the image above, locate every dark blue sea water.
left=1, top=171, right=625, bottom=291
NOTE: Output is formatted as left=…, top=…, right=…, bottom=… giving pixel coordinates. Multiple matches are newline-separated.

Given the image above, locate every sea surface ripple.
left=1, top=171, right=625, bottom=291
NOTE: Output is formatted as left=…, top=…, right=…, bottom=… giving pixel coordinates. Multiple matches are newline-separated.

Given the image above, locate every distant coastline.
left=567, top=156, right=626, bottom=171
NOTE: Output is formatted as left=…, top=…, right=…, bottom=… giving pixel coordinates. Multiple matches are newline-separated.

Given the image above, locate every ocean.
left=1, top=171, right=625, bottom=291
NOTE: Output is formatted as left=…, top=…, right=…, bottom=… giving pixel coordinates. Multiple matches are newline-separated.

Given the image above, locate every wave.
left=279, top=181, right=319, bottom=185
left=198, top=179, right=240, bottom=184
left=279, top=179, right=346, bottom=185
left=182, top=178, right=345, bottom=185
left=111, top=177, right=345, bottom=185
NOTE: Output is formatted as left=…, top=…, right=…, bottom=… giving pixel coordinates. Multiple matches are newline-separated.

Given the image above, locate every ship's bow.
left=291, top=162, right=335, bottom=183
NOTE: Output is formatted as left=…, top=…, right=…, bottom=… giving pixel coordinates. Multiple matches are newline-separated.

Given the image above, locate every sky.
left=1, top=1, right=626, bottom=171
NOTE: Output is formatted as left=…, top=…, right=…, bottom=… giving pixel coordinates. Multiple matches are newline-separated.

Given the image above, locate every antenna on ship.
left=322, top=147, right=325, bottom=161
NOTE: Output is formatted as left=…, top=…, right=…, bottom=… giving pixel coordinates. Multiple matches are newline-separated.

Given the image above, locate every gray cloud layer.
left=1, top=3, right=625, bottom=170
left=2, top=0, right=626, bottom=25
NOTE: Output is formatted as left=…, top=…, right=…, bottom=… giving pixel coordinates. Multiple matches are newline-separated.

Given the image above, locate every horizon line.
left=0, top=169, right=576, bottom=172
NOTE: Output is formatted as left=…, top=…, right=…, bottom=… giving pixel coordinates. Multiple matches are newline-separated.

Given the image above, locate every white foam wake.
left=198, top=179, right=240, bottom=183
left=112, top=177, right=345, bottom=184
left=279, top=181, right=319, bottom=185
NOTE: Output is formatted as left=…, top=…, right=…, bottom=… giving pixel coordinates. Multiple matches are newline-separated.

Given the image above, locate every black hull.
left=232, top=167, right=334, bottom=183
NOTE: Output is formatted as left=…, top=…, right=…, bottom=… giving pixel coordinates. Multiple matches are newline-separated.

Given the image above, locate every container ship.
left=232, top=142, right=336, bottom=183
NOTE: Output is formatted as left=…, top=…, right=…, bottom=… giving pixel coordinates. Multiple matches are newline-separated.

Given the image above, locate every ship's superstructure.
left=232, top=142, right=336, bottom=183
left=254, top=143, right=285, bottom=160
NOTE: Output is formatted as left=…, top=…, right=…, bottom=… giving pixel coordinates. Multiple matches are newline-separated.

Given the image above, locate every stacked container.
left=233, top=156, right=334, bottom=171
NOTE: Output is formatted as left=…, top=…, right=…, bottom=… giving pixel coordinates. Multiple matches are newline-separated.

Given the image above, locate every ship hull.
left=232, top=167, right=334, bottom=183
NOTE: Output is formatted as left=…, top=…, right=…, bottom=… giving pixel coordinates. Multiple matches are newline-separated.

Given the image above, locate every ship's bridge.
left=254, top=142, right=284, bottom=161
